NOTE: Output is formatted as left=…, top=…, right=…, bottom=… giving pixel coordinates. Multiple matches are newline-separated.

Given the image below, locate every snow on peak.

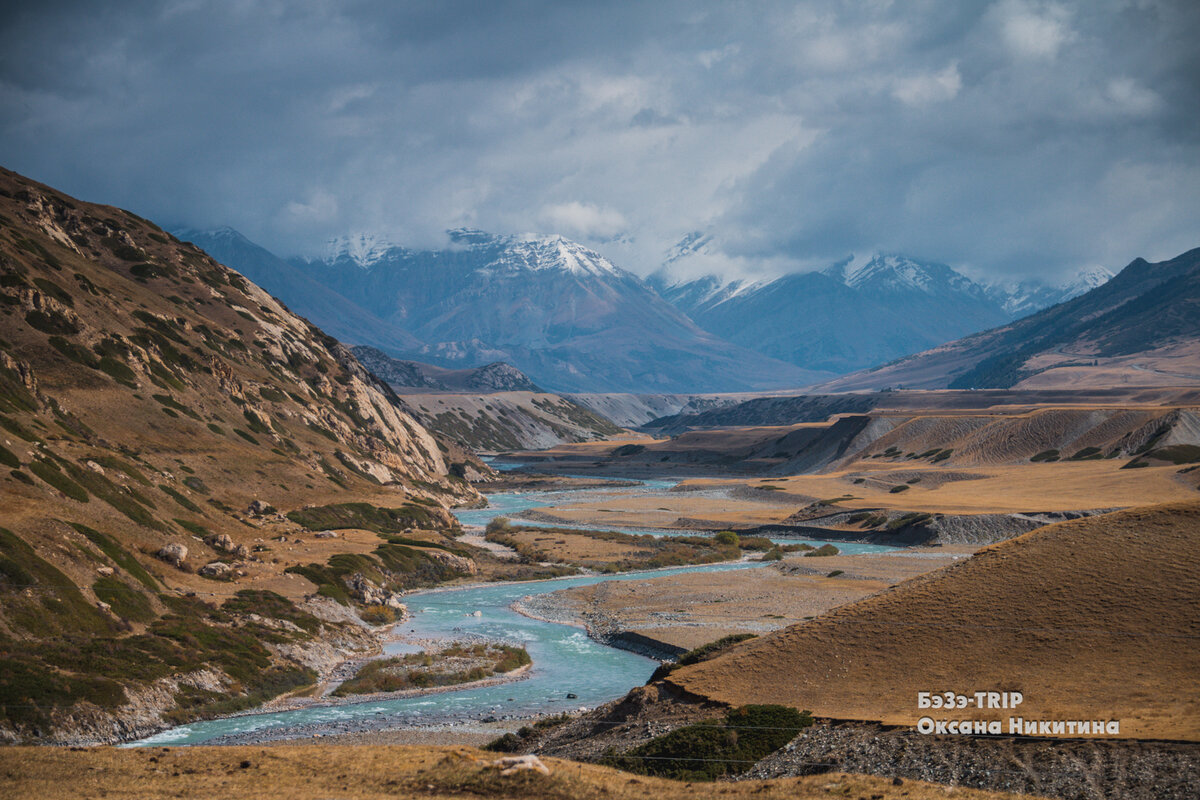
left=172, top=225, right=246, bottom=244
left=1061, top=266, right=1114, bottom=297
left=844, top=253, right=964, bottom=294
left=507, top=234, right=627, bottom=278
left=325, top=232, right=395, bottom=268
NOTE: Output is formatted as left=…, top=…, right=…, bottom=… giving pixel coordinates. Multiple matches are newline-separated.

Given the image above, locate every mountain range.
left=179, top=228, right=824, bottom=394
left=652, top=245, right=1113, bottom=375
left=815, top=247, right=1200, bottom=391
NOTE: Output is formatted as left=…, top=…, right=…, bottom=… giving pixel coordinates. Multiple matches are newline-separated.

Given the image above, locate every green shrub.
left=287, top=502, right=442, bottom=533
left=0, top=443, right=18, bottom=469
left=1030, top=449, right=1060, bottom=463
left=233, top=428, right=259, bottom=445
left=97, top=356, right=137, bottom=387
left=886, top=512, right=933, bottom=531
left=605, top=705, right=813, bottom=781
left=713, top=530, right=739, bottom=547
left=888, top=484, right=909, bottom=493
left=24, top=309, right=78, bottom=335
left=29, top=459, right=89, bottom=502
left=359, top=605, right=401, bottom=626
left=93, top=576, right=154, bottom=622
left=70, top=523, right=158, bottom=590
left=159, top=484, right=201, bottom=513
left=677, top=633, right=757, bottom=667
left=803, top=543, right=839, bottom=557
left=49, top=336, right=101, bottom=369
left=1146, top=445, right=1200, bottom=465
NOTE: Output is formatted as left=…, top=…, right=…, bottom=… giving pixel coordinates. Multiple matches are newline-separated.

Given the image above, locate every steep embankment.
left=350, top=344, right=624, bottom=450
left=396, top=391, right=623, bottom=451
left=0, top=167, right=480, bottom=743
left=667, top=504, right=1200, bottom=741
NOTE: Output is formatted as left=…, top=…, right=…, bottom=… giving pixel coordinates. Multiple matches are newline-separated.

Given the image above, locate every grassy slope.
left=668, top=503, right=1200, bottom=741
left=0, top=745, right=1045, bottom=800
left=0, top=166, right=479, bottom=741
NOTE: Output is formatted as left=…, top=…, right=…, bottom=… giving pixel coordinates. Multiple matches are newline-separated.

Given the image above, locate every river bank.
left=510, top=547, right=970, bottom=655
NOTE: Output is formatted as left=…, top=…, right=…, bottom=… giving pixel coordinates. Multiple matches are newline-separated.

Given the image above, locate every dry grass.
left=668, top=503, right=1200, bottom=741
left=0, top=745, right=1046, bottom=800
left=679, top=459, right=1198, bottom=516
left=546, top=549, right=967, bottom=650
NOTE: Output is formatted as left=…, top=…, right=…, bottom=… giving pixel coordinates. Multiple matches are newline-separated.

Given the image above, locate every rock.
left=314, top=530, right=338, bottom=539
left=156, top=543, right=188, bottom=567
left=566, top=692, right=578, bottom=699
left=96, top=601, right=111, bottom=612
left=232, top=544, right=250, bottom=558
left=96, top=566, right=114, bottom=577
left=198, top=561, right=232, bottom=578
left=424, top=548, right=479, bottom=576
left=246, top=500, right=274, bottom=516
left=491, top=755, right=550, bottom=776
left=205, top=533, right=235, bottom=551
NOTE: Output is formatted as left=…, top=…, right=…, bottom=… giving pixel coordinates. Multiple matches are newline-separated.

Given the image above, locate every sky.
left=1, top=0, right=1197, bottom=285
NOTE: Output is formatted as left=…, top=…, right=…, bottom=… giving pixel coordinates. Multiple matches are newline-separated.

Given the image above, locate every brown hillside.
left=0, top=745, right=1043, bottom=800
left=0, top=166, right=481, bottom=742
left=667, top=503, right=1200, bottom=741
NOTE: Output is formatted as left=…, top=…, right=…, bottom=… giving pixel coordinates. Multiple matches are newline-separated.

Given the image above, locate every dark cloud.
left=1, top=0, right=1196, bottom=282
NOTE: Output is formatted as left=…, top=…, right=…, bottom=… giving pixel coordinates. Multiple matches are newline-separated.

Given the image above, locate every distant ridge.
left=351, top=345, right=543, bottom=393
left=816, top=247, right=1200, bottom=391
left=183, top=227, right=825, bottom=393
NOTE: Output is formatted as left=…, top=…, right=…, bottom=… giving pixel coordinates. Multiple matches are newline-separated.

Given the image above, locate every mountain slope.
left=254, top=228, right=825, bottom=393
left=351, top=345, right=543, bottom=392
left=657, top=254, right=1011, bottom=374
left=0, top=167, right=480, bottom=743
left=983, top=266, right=1115, bottom=317
left=172, top=227, right=426, bottom=353
left=350, top=345, right=622, bottom=450
left=668, top=503, right=1200, bottom=741
left=817, top=248, right=1200, bottom=391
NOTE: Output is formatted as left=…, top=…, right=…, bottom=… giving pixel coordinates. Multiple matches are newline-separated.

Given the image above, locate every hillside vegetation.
left=0, top=167, right=480, bottom=742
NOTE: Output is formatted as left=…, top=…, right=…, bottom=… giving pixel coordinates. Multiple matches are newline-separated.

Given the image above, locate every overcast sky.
left=1, top=0, right=1197, bottom=283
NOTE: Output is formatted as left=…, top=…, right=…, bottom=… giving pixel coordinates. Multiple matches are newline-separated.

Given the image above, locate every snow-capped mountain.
left=180, top=227, right=823, bottom=393
left=984, top=266, right=1116, bottom=317
left=656, top=249, right=1011, bottom=374
left=325, top=232, right=395, bottom=269
left=843, top=253, right=992, bottom=301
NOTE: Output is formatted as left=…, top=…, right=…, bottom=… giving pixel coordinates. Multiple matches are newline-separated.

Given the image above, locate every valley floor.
left=516, top=547, right=972, bottom=652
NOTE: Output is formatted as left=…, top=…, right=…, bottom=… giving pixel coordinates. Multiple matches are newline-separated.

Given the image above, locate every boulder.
left=491, top=755, right=550, bottom=776
left=198, top=561, right=232, bottom=578
left=96, top=566, right=114, bottom=577
left=246, top=499, right=274, bottom=516
left=425, top=548, right=478, bottom=576
left=314, top=530, right=338, bottom=539
left=156, top=543, right=187, bottom=567
left=205, top=533, right=235, bottom=551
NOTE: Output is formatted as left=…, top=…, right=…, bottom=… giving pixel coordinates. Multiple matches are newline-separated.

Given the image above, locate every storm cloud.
left=1, top=0, right=1197, bottom=282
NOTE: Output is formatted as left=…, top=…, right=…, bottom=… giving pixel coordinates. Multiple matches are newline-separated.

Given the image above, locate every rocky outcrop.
left=423, top=548, right=478, bottom=576
left=155, top=543, right=188, bottom=568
